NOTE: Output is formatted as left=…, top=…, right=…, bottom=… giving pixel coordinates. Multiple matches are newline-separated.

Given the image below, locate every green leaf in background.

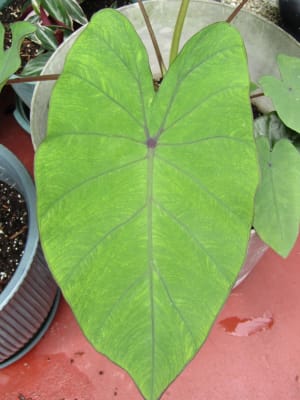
left=20, top=51, right=53, bottom=76
left=61, top=0, right=88, bottom=25
left=0, top=21, right=36, bottom=91
left=35, top=9, right=258, bottom=400
left=34, top=24, right=58, bottom=51
left=253, top=119, right=300, bottom=257
left=31, top=0, right=41, bottom=15
left=259, top=54, right=300, bottom=133
left=250, top=81, right=259, bottom=93
left=41, top=0, right=88, bottom=28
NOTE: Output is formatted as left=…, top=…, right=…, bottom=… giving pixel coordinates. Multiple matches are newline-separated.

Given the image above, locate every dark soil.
left=0, top=181, right=28, bottom=294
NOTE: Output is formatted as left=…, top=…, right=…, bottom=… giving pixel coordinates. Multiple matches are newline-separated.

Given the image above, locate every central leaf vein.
left=146, top=148, right=156, bottom=397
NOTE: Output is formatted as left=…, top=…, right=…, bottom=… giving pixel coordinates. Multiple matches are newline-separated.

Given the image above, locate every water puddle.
left=219, top=313, right=274, bottom=336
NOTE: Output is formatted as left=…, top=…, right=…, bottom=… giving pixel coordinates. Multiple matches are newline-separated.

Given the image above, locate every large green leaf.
left=35, top=9, right=258, bottom=400
left=253, top=119, right=300, bottom=257
left=259, top=54, right=300, bottom=133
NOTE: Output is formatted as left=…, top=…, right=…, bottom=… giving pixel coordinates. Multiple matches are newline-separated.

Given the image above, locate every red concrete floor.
left=1, top=87, right=300, bottom=400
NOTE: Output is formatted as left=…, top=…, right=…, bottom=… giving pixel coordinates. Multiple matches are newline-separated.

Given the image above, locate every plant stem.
left=136, top=0, right=166, bottom=77
left=226, top=0, right=250, bottom=23
left=169, top=0, right=190, bottom=65
left=7, top=74, right=60, bottom=85
left=250, top=92, right=264, bottom=99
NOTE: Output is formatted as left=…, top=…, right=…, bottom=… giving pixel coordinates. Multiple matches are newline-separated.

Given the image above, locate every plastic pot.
left=0, top=145, right=59, bottom=368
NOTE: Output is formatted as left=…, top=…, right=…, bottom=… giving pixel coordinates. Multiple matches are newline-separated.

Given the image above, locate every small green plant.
left=0, top=21, right=36, bottom=91
left=252, top=54, right=300, bottom=257
left=18, top=0, right=87, bottom=76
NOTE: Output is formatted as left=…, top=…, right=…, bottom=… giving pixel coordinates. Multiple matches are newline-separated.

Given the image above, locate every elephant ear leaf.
left=259, top=54, right=300, bottom=133
left=35, top=9, right=258, bottom=400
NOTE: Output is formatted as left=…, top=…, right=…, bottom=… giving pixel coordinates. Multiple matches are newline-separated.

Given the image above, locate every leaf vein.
left=156, top=154, right=243, bottom=224
left=159, top=85, right=248, bottom=137
left=155, top=44, right=245, bottom=140
left=51, top=131, right=146, bottom=145
left=66, top=71, right=144, bottom=129
left=154, top=262, right=200, bottom=348
left=158, top=135, right=251, bottom=147
left=64, top=205, right=147, bottom=293
left=153, top=200, right=229, bottom=282
left=41, top=156, right=147, bottom=218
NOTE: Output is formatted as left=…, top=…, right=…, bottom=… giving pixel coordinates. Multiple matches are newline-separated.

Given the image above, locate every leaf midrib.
left=146, top=147, right=156, bottom=397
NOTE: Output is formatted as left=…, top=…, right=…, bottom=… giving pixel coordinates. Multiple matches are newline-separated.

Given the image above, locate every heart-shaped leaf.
left=259, top=54, right=300, bottom=133
left=254, top=117, right=300, bottom=257
left=35, top=9, right=258, bottom=400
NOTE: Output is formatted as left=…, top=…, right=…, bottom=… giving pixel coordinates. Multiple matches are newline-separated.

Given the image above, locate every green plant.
left=33, top=2, right=300, bottom=399
left=252, top=54, right=300, bottom=257
left=18, top=0, right=87, bottom=76
left=35, top=7, right=257, bottom=400
left=0, top=21, right=36, bottom=91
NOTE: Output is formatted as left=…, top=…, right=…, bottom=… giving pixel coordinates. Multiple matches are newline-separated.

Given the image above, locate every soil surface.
left=0, top=181, right=28, bottom=294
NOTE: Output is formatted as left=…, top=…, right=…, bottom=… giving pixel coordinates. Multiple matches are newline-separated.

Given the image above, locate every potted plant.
left=8, top=0, right=87, bottom=132
left=25, top=0, right=300, bottom=398
left=0, top=20, right=59, bottom=368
